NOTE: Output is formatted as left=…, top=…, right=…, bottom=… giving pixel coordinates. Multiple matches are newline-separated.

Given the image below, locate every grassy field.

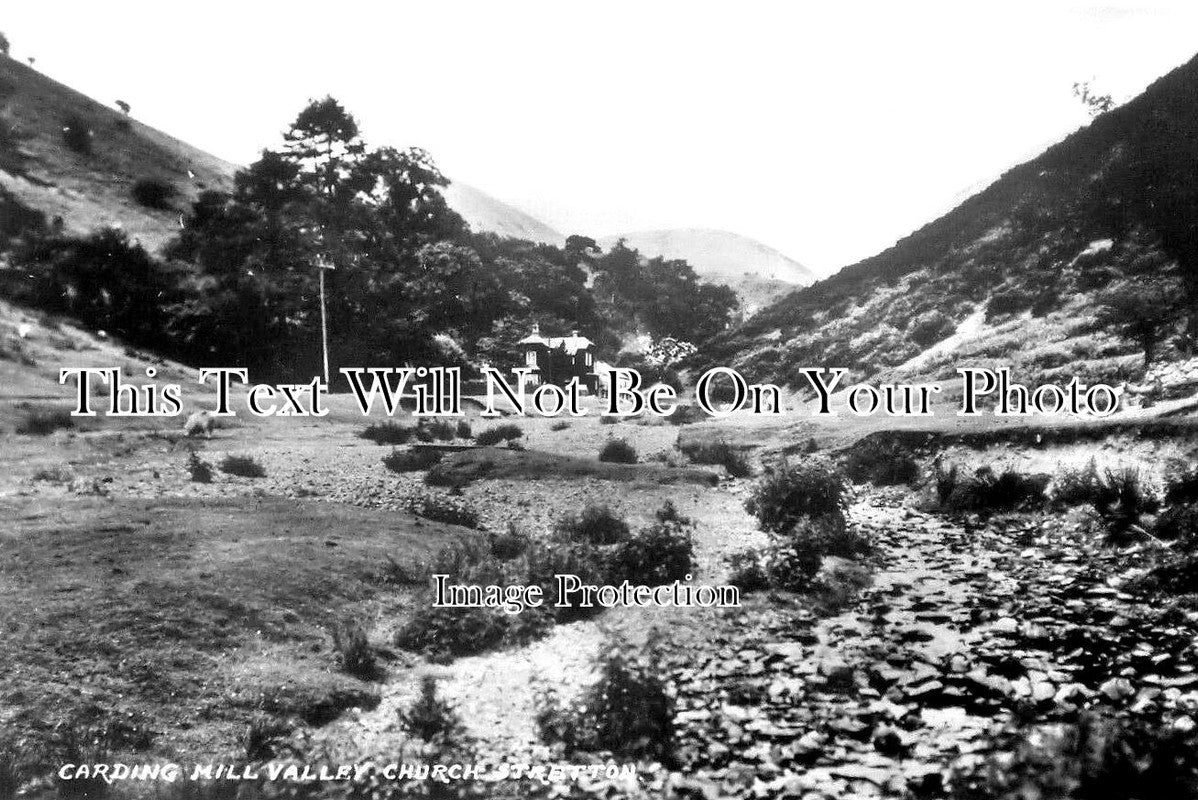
left=0, top=494, right=468, bottom=764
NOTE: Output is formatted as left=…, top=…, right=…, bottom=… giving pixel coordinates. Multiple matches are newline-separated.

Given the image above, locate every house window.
left=585, top=352, right=592, bottom=366
left=526, top=350, right=537, bottom=366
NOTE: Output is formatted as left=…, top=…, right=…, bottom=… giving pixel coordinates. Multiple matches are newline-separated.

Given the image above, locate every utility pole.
left=315, top=253, right=335, bottom=387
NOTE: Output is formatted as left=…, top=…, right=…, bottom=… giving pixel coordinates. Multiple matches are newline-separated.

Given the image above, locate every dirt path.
left=670, top=493, right=1198, bottom=798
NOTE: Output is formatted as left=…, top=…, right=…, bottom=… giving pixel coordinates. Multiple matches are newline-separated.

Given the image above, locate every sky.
left=5, top=2, right=1198, bottom=275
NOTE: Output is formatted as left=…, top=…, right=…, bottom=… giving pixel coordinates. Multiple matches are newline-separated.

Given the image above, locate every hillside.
left=0, top=56, right=236, bottom=253
left=442, top=182, right=565, bottom=246
left=704, top=51, right=1198, bottom=392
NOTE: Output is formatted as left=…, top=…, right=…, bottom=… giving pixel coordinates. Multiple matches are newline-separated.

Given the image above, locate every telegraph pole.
left=315, top=253, right=335, bottom=387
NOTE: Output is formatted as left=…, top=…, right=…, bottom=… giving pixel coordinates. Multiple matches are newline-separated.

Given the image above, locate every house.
left=517, top=324, right=599, bottom=391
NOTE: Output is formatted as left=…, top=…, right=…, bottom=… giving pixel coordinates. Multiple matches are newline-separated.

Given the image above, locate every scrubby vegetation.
left=186, top=451, right=213, bottom=483
left=537, top=641, right=674, bottom=762
left=398, top=676, right=467, bottom=743
left=679, top=439, right=753, bottom=477
left=598, top=438, right=638, bottom=463
left=218, top=454, right=266, bottom=478
left=130, top=177, right=176, bottom=210
left=382, top=447, right=442, bottom=473
left=553, top=504, right=630, bottom=545
left=360, top=421, right=413, bottom=445
left=405, top=493, right=482, bottom=529
left=15, top=407, right=73, bottom=435
left=934, top=464, right=1049, bottom=515
left=842, top=438, right=920, bottom=486
left=475, top=423, right=523, bottom=447
left=331, top=619, right=376, bottom=680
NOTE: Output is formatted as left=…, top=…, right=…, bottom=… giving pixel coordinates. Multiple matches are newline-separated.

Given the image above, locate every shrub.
left=942, top=466, right=1048, bottom=514
left=948, top=712, right=1198, bottom=800
left=523, top=540, right=612, bottom=623
left=488, top=524, right=529, bottom=560
left=655, top=500, right=692, bottom=526
left=398, top=676, right=467, bottom=743
left=1090, top=466, right=1158, bottom=539
left=986, top=287, right=1034, bottom=319
left=599, top=438, right=638, bottom=464
left=454, top=419, right=473, bottom=439
left=395, top=604, right=509, bottom=658
left=608, top=521, right=695, bottom=585
left=243, top=713, right=292, bottom=761
left=537, top=642, right=674, bottom=762
left=359, top=422, right=413, bottom=445
left=475, top=423, right=523, bottom=446
left=1164, top=462, right=1198, bottom=505
left=62, top=114, right=93, bottom=154
left=16, top=407, right=74, bottom=435
left=599, top=414, right=621, bottom=425
left=934, top=462, right=960, bottom=505
left=420, top=419, right=456, bottom=441
left=554, top=504, right=630, bottom=545
left=909, top=310, right=954, bottom=346
left=130, top=177, right=176, bottom=210
left=219, top=454, right=266, bottom=478
left=1152, top=504, right=1198, bottom=543
left=331, top=619, right=376, bottom=680
left=1053, top=458, right=1103, bottom=507
left=382, top=447, right=441, bottom=473
left=726, top=548, right=771, bottom=592
left=406, top=493, right=482, bottom=529
left=681, top=440, right=752, bottom=477
left=745, top=458, right=850, bottom=535
left=550, top=420, right=571, bottom=431
left=843, top=439, right=920, bottom=486
left=766, top=517, right=870, bottom=592
left=186, top=451, right=213, bottom=483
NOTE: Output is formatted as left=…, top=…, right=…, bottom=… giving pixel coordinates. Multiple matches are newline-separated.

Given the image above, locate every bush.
left=766, top=517, right=870, bottom=592
left=843, top=439, right=920, bottom=486
left=420, top=419, right=456, bottom=442
left=454, top=419, right=473, bottom=439
left=398, top=676, right=466, bottom=743
left=395, top=604, right=508, bottom=658
left=16, top=407, right=74, bottom=435
left=475, top=423, right=523, bottom=446
left=745, top=457, right=850, bottom=535
left=406, top=493, right=482, bottom=529
left=488, top=524, right=529, bottom=560
left=941, top=466, right=1048, bottom=514
left=934, top=463, right=961, bottom=505
left=726, top=548, right=771, bottom=592
left=523, top=540, right=613, bottom=623
left=382, top=447, right=442, bottom=473
left=186, top=451, right=213, bottom=483
left=359, top=422, right=413, bottom=445
left=130, top=177, right=176, bottom=210
left=599, top=438, right=638, bottom=464
left=948, top=712, right=1198, bottom=800
left=908, top=309, right=954, bottom=346
left=680, top=440, right=752, bottom=477
left=243, top=713, right=292, bottom=761
left=608, top=521, right=695, bottom=585
left=537, top=642, right=674, bottom=763
left=986, top=287, right=1035, bottom=319
left=554, top=504, right=630, bottom=545
left=218, top=454, right=265, bottom=478
left=331, top=619, right=376, bottom=680
left=1164, top=462, right=1198, bottom=505
left=550, top=420, right=571, bottom=431
left=1090, top=466, right=1158, bottom=539
left=62, top=114, right=93, bottom=154
left=1053, top=458, right=1104, bottom=507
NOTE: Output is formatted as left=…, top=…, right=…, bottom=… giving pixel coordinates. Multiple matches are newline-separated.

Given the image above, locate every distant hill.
left=703, top=51, right=1198, bottom=391
left=597, top=229, right=812, bottom=315
left=442, top=183, right=565, bottom=246
left=0, top=56, right=235, bottom=253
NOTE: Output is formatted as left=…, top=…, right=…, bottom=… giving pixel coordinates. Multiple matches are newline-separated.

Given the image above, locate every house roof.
left=518, top=326, right=594, bottom=354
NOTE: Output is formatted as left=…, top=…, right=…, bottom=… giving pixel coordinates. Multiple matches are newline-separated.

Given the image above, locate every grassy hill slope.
left=705, top=51, right=1198, bottom=391
left=0, top=56, right=236, bottom=253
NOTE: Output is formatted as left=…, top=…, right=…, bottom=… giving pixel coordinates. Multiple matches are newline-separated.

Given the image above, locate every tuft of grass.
left=16, top=407, right=74, bottom=435
left=242, top=713, right=292, bottom=761
left=939, top=466, right=1048, bottom=515
left=475, top=423, right=523, bottom=447
left=219, top=454, right=266, bottom=478
left=359, top=422, right=413, bottom=445
left=398, top=676, right=467, bottom=743
left=382, top=447, right=442, bottom=473
left=488, top=524, right=529, bottom=560
left=554, top=504, right=630, bottom=545
left=186, top=451, right=213, bottom=483
left=599, top=438, right=638, bottom=464
left=419, top=419, right=457, bottom=442
left=331, top=619, right=377, bottom=681
left=454, top=419, right=473, bottom=439
left=550, top=420, right=571, bottom=431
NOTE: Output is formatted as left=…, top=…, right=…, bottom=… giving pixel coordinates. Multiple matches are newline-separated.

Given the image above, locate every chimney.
left=531, top=322, right=541, bottom=336
left=571, top=329, right=579, bottom=337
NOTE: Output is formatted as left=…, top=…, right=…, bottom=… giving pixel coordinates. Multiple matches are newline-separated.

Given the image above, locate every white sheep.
left=183, top=410, right=215, bottom=438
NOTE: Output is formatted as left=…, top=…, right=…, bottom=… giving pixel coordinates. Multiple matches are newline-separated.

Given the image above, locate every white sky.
left=5, top=2, right=1198, bottom=274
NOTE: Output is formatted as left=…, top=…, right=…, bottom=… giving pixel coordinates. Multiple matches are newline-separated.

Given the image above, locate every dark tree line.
left=2, top=96, right=739, bottom=382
